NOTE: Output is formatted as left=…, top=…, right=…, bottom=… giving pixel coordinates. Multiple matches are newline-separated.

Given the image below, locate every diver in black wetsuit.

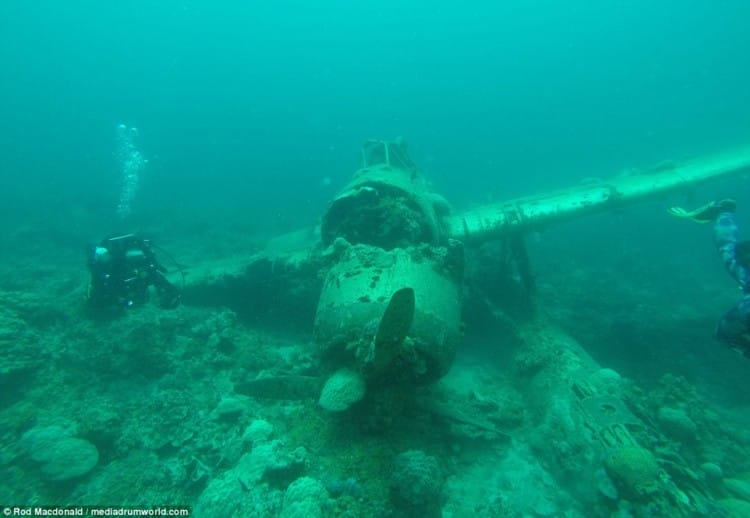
left=86, top=233, right=181, bottom=310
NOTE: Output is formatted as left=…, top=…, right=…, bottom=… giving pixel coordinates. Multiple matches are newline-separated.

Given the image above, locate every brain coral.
left=390, top=450, right=444, bottom=509
left=604, top=445, right=661, bottom=500
left=280, top=477, right=330, bottom=518
left=318, top=368, right=365, bottom=412
left=21, top=425, right=99, bottom=481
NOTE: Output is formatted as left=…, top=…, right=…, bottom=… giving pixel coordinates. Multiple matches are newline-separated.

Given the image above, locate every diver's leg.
left=152, top=272, right=181, bottom=308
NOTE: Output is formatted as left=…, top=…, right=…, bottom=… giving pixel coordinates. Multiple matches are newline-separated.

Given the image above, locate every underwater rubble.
left=2, top=241, right=750, bottom=518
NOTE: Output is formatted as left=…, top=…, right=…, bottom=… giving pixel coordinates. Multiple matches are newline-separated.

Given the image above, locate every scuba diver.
left=86, top=233, right=181, bottom=310
left=669, top=198, right=750, bottom=356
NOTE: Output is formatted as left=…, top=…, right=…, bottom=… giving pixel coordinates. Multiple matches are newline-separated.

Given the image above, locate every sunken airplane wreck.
left=184, top=138, right=750, bottom=513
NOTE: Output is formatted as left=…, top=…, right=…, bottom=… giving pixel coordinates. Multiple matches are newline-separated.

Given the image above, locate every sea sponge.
left=243, top=419, right=274, bottom=445
left=657, top=406, right=697, bottom=441
left=604, top=445, right=661, bottom=500
left=318, top=368, right=365, bottom=412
